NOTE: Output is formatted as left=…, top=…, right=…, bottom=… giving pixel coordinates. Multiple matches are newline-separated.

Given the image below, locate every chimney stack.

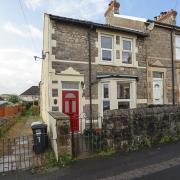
left=154, top=9, right=177, bottom=25
left=104, top=0, right=120, bottom=23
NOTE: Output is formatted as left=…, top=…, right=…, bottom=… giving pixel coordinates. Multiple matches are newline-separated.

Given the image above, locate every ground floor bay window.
left=117, top=82, right=131, bottom=109
left=100, top=79, right=136, bottom=115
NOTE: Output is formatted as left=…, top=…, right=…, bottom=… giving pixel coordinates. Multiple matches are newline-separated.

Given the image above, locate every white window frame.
left=102, top=82, right=110, bottom=113
left=175, top=35, right=180, bottom=61
left=61, top=81, right=79, bottom=90
left=117, top=81, right=131, bottom=109
left=122, top=38, right=133, bottom=65
left=100, top=34, right=114, bottom=63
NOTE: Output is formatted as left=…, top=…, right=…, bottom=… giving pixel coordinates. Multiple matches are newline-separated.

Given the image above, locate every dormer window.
left=101, top=35, right=113, bottom=62
left=122, top=38, right=133, bottom=64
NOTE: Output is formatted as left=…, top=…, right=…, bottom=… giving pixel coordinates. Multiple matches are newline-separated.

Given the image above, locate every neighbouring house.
left=0, top=101, right=8, bottom=107
left=0, top=94, right=14, bottom=101
left=41, top=0, right=180, bottom=133
left=20, top=86, right=40, bottom=103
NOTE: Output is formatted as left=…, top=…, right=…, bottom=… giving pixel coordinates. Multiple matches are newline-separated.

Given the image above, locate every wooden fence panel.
left=0, top=106, right=22, bottom=117
left=0, top=108, right=4, bottom=117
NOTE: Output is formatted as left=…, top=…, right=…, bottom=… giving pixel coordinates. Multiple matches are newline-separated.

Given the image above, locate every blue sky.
left=0, top=0, right=179, bottom=95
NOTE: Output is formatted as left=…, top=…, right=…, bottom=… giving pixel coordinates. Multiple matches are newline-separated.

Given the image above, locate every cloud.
left=48, top=0, right=108, bottom=21
left=4, top=22, right=42, bottom=39
left=24, top=0, right=45, bottom=11
left=23, top=0, right=109, bottom=22
left=0, top=48, right=41, bottom=95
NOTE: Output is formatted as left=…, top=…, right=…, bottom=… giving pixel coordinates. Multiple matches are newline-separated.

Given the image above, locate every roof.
left=96, top=72, right=139, bottom=81
left=114, top=14, right=147, bottom=22
left=147, top=19, right=180, bottom=31
left=20, top=86, right=40, bottom=96
left=48, top=14, right=148, bottom=37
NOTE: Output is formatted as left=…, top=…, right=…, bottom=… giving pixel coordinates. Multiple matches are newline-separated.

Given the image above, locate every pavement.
left=1, top=142, right=180, bottom=179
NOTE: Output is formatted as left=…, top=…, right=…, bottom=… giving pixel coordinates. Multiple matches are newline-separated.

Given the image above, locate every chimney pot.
left=104, top=0, right=120, bottom=17
left=154, top=9, right=177, bottom=25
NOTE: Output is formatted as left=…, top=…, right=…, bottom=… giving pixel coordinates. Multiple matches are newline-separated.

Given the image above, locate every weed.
left=126, top=141, right=139, bottom=152
left=98, top=148, right=116, bottom=156
left=59, top=155, right=77, bottom=167
left=160, top=135, right=179, bottom=144
left=140, top=137, right=152, bottom=148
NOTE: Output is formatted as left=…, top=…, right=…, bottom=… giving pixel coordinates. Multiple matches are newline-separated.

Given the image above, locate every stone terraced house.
left=41, top=0, right=180, bottom=133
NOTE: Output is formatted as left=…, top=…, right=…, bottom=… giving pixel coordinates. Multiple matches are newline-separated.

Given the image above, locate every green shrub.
left=8, top=95, right=20, bottom=104
left=31, top=106, right=40, bottom=116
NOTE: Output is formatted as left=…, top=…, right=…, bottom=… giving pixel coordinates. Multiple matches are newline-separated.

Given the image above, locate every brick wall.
left=103, top=105, right=180, bottom=149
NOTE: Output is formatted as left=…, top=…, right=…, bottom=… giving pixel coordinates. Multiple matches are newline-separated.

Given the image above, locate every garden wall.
left=103, top=105, right=180, bottom=149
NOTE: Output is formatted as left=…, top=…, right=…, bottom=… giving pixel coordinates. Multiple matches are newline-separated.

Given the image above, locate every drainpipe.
left=88, top=25, right=93, bottom=130
left=171, top=28, right=175, bottom=105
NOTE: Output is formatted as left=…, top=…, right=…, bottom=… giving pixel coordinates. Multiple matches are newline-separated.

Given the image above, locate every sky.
left=0, top=0, right=179, bottom=95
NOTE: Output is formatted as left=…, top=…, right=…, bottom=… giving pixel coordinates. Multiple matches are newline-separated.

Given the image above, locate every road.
left=1, top=142, right=180, bottom=179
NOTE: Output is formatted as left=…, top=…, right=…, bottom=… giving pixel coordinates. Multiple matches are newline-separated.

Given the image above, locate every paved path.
left=1, top=142, right=180, bottom=179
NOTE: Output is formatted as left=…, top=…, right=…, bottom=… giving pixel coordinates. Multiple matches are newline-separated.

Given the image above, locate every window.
left=117, top=82, right=130, bottom=109
left=52, top=106, right=59, bottom=111
left=153, top=72, right=163, bottom=78
left=101, top=35, right=113, bottom=62
left=122, top=39, right=132, bottom=64
left=62, top=82, right=79, bottom=89
left=52, top=89, right=58, bottom=97
left=52, top=80, right=58, bottom=84
left=176, top=36, right=180, bottom=60
left=102, top=83, right=110, bottom=112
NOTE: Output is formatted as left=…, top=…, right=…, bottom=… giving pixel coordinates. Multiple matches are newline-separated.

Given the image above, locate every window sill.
left=98, top=62, right=138, bottom=68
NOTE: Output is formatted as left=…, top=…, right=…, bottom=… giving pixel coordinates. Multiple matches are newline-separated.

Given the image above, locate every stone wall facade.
left=103, top=106, right=180, bottom=149
left=145, top=27, right=179, bottom=104
left=50, top=19, right=147, bottom=117
left=105, top=14, right=180, bottom=105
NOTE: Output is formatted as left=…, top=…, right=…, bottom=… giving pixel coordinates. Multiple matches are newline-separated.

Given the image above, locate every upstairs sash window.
left=101, top=35, right=113, bottom=62
left=122, top=39, right=132, bottom=64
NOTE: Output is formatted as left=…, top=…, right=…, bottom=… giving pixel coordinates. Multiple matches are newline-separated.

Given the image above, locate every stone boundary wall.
left=103, top=105, right=180, bottom=149
left=48, top=112, right=71, bottom=161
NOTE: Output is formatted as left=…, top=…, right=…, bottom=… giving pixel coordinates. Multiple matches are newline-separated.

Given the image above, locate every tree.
left=8, top=95, right=20, bottom=104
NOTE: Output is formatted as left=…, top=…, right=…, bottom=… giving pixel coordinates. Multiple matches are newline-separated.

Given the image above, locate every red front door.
left=62, top=91, right=79, bottom=132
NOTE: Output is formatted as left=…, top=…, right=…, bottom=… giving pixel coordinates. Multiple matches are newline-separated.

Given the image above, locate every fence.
left=0, top=134, right=55, bottom=173
left=0, top=105, right=23, bottom=118
left=68, top=115, right=104, bottom=159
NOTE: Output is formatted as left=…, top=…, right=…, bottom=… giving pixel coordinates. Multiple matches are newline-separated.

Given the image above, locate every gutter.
left=147, top=19, right=180, bottom=31
left=171, top=29, right=175, bottom=105
left=88, top=25, right=93, bottom=130
left=49, top=14, right=148, bottom=37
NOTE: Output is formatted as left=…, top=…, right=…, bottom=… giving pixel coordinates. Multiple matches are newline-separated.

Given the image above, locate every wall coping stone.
left=49, top=112, right=69, bottom=121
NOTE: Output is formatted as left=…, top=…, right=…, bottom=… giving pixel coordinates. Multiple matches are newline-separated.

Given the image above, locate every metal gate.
left=0, top=135, right=52, bottom=173
left=71, top=114, right=104, bottom=159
